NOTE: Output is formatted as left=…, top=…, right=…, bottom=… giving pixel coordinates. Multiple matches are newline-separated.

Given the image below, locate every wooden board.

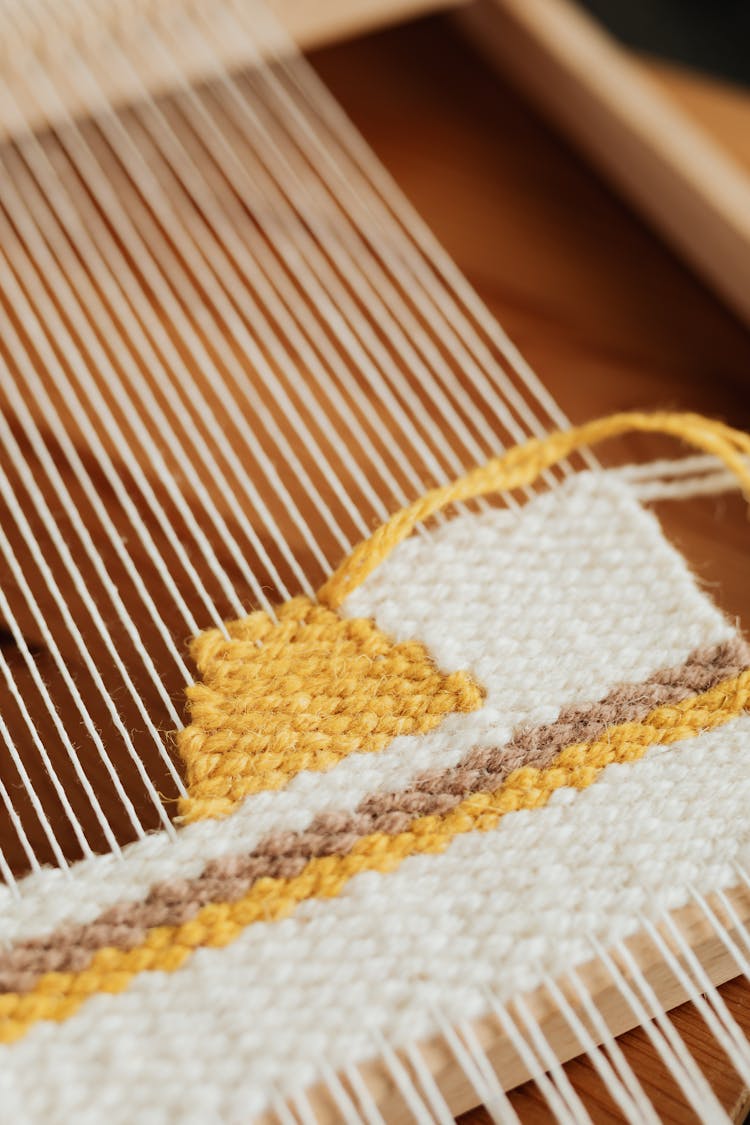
left=267, top=884, right=750, bottom=1122
left=459, top=0, right=750, bottom=326
left=647, top=58, right=750, bottom=177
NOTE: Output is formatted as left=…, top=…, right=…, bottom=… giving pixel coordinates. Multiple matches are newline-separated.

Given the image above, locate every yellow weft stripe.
left=2, top=669, right=748, bottom=1045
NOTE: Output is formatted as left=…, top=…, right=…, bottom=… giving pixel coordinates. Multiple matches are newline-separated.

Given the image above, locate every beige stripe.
left=1, top=637, right=746, bottom=994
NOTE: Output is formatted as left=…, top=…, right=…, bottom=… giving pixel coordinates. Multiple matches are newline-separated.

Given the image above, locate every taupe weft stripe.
left=1, top=636, right=747, bottom=993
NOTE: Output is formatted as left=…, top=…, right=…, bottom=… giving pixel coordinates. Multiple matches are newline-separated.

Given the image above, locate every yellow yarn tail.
left=318, top=411, right=750, bottom=610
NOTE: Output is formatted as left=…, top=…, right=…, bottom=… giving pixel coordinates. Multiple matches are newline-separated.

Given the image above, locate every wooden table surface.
left=311, top=14, right=750, bottom=1121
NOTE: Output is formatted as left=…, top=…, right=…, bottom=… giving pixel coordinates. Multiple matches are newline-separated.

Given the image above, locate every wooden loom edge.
left=254, top=881, right=750, bottom=1121
left=457, top=0, right=750, bottom=328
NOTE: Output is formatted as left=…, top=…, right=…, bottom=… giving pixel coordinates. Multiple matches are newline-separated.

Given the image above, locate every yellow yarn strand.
left=318, top=411, right=750, bottom=609
left=2, top=668, right=748, bottom=1045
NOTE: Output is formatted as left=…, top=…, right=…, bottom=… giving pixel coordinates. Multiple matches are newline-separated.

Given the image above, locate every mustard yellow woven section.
left=178, top=595, right=483, bottom=821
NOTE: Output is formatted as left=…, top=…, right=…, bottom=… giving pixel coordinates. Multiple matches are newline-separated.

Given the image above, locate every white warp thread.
left=0, top=472, right=731, bottom=943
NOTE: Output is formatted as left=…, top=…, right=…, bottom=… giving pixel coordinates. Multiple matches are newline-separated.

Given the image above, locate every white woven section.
left=0, top=470, right=746, bottom=1124
left=0, top=472, right=730, bottom=942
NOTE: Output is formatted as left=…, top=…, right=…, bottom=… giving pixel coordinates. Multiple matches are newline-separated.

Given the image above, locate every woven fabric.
left=1, top=471, right=748, bottom=1122
left=178, top=597, right=482, bottom=821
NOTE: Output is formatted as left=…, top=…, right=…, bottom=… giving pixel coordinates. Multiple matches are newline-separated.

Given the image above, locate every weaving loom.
left=0, top=0, right=749, bottom=1120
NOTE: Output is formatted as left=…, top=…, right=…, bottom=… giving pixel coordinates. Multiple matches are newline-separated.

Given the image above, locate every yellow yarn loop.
left=318, top=410, right=750, bottom=610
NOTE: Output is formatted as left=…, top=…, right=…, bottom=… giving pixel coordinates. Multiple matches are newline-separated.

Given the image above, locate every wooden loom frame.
left=275, top=0, right=750, bottom=327
left=1, top=1, right=748, bottom=1119
left=258, top=884, right=750, bottom=1122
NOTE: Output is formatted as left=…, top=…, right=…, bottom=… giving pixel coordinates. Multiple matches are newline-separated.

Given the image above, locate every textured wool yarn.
left=1, top=413, right=749, bottom=1122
